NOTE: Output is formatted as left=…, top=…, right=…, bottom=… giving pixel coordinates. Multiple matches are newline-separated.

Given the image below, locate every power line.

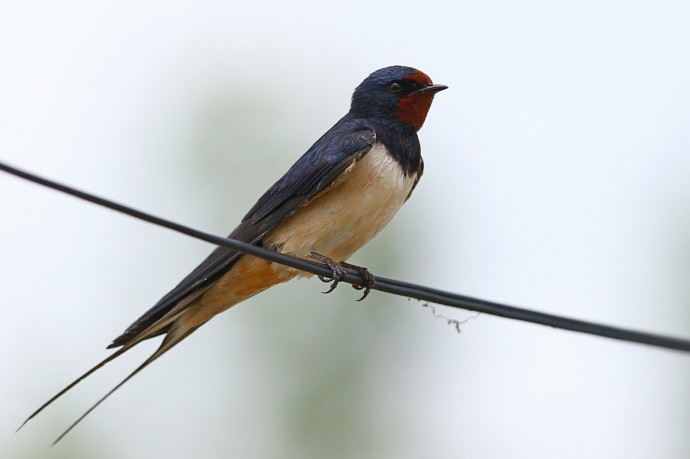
left=2, top=160, right=689, bottom=353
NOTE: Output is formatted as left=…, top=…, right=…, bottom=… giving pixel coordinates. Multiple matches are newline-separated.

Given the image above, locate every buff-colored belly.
left=265, top=141, right=416, bottom=271
left=182, top=142, right=416, bottom=327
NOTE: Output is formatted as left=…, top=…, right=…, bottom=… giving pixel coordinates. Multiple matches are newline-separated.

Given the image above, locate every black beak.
left=415, top=84, right=448, bottom=95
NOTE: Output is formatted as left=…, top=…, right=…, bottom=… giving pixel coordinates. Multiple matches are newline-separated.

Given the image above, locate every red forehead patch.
left=404, top=69, right=433, bottom=86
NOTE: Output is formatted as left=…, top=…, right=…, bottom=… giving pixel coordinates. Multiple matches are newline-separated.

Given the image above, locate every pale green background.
left=2, top=1, right=689, bottom=458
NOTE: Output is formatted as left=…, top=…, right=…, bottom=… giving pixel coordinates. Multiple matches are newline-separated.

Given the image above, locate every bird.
left=20, top=65, right=447, bottom=443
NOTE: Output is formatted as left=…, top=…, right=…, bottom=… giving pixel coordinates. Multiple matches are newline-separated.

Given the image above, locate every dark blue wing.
left=108, top=119, right=376, bottom=347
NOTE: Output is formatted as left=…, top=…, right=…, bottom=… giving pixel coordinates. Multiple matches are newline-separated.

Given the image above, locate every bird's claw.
left=307, top=252, right=375, bottom=300
left=308, top=251, right=347, bottom=293
left=339, top=261, right=375, bottom=301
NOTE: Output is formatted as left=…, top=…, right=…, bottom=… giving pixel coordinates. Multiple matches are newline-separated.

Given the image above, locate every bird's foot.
left=339, top=261, right=375, bottom=301
left=308, top=252, right=347, bottom=294
left=307, top=252, right=375, bottom=300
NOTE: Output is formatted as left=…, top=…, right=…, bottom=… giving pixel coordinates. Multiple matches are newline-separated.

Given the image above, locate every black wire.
left=2, top=160, right=689, bottom=353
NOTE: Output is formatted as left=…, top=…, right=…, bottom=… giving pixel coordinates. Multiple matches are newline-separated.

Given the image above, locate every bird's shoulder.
left=242, top=116, right=377, bottom=224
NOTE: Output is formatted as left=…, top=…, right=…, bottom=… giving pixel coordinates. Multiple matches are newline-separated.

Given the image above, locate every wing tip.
left=106, top=339, right=123, bottom=349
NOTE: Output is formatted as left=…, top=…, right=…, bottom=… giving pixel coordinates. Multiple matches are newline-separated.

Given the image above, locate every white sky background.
left=2, top=1, right=690, bottom=458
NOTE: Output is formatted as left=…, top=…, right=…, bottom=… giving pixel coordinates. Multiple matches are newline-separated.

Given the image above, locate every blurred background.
left=2, top=1, right=689, bottom=458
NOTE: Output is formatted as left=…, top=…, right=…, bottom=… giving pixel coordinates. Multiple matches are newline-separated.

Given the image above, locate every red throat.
left=396, top=93, right=436, bottom=131
left=395, top=70, right=437, bottom=131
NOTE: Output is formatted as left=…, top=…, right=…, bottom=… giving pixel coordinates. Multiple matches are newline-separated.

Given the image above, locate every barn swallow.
left=20, top=65, right=447, bottom=442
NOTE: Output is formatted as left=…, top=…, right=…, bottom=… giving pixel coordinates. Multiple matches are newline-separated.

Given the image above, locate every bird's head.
left=350, top=66, right=447, bottom=131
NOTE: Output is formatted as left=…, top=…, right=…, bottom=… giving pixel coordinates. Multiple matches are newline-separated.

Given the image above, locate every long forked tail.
left=49, top=325, right=198, bottom=445
left=17, top=313, right=200, bottom=444
left=17, top=343, right=134, bottom=432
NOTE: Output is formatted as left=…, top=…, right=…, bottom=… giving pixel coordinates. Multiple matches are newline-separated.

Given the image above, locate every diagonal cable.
left=1, top=160, right=689, bottom=353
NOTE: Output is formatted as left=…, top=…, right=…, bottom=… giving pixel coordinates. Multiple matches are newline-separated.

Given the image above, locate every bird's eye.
left=388, top=82, right=402, bottom=92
